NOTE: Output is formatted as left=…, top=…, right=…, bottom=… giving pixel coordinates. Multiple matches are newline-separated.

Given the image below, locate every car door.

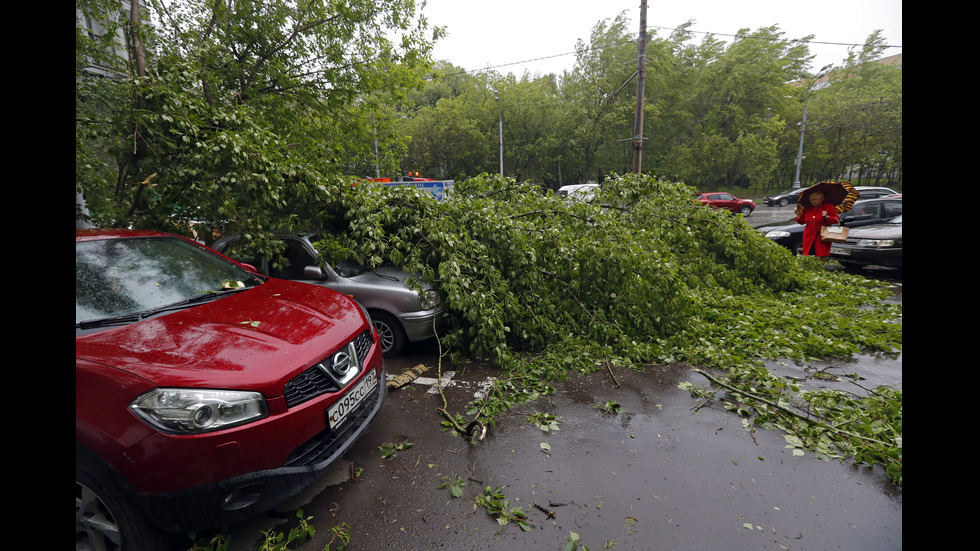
left=714, top=193, right=737, bottom=212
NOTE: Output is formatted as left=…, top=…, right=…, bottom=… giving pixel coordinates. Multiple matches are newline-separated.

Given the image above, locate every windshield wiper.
left=147, top=286, right=251, bottom=316
left=76, top=313, right=143, bottom=331
left=76, top=286, right=253, bottom=331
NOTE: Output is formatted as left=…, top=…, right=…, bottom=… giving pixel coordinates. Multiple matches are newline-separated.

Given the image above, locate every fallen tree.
left=306, top=173, right=901, bottom=482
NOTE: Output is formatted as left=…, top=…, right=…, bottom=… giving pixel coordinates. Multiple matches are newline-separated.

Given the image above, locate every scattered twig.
left=533, top=503, right=557, bottom=519
left=604, top=358, right=621, bottom=387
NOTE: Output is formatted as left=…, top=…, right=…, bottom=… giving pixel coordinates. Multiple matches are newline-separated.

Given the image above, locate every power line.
left=440, top=24, right=901, bottom=77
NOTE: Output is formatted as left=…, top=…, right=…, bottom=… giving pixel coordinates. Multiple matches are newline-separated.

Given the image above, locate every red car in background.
left=76, top=229, right=385, bottom=551
left=696, top=192, right=756, bottom=216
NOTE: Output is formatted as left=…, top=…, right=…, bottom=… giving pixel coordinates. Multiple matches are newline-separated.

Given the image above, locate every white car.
left=556, top=183, right=599, bottom=202
left=854, top=186, right=898, bottom=200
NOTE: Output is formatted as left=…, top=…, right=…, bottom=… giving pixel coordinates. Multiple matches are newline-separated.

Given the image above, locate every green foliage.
left=474, top=485, right=533, bottom=532
left=437, top=475, right=467, bottom=498
left=186, top=510, right=350, bottom=551
left=379, top=441, right=413, bottom=458
left=593, top=400, right=622, bottom=416
left=564, top=531, right=591, bottom=551
left=321, top=173, right=900, bottom=436
left=76, top=0, right=439, bottom=235
left=685, top=365, right=902, bottom=486
left=527, top=411, right=560, bottom=432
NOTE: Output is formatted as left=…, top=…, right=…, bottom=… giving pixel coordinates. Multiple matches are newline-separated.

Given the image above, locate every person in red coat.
left=794, top=191, right=840, bottom=258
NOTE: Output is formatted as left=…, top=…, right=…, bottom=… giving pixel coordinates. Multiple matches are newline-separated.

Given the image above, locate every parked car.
left=763, top=188, right=800, bottom=207
left=853, top=186, right=899, bottom=200
left=76, top=229, right=385, bottom=551
left=829, top=215, right=902, bottom=269
left=759, top=196, right=902, bottom=254
left=557, top=183, right=599, bottom=201
left=212, top=232, right=445, bottom=356
left=696, top=192, right=756, bottom=216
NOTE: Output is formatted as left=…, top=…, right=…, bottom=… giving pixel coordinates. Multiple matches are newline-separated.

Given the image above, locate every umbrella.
left=797, top=181, right=861, bottom=214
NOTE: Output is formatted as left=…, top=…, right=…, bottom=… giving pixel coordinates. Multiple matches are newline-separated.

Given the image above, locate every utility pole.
left=631, top=0, right=648, bottom=173
left=495, top=91, right=503, bottom=176
left=792, top=66, right=831, bottom=188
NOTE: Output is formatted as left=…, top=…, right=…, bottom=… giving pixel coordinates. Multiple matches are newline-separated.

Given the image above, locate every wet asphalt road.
left=209, top=266, right=901, bottom=551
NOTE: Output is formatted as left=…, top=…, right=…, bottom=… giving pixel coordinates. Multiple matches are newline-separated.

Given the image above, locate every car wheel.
left=778, top=198, right=789, bottom=207
left=739, top=206, right=753, bottom=216
left=793, top=239, right=805, bottom=256
left=76, top=446, right=176, bottom=551
left=371, top=311, right=407, bottom=356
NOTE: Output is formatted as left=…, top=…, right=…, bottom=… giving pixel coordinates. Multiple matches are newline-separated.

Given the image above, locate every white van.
left=556, top=183, right=599, bottom=202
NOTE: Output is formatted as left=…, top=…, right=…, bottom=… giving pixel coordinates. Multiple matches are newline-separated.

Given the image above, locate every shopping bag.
left=820, top=224, right=848, bottom=243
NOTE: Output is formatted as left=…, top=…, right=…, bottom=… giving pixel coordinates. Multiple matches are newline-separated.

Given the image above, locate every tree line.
left=76, top=1, right=901, bottom=237
left=394, top=16, right=901, bottom=194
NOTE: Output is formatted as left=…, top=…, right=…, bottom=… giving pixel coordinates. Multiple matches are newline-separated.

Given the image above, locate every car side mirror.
left=304, top=266, right=327, bottom=279
left=239, top=262, right=259, bottom=273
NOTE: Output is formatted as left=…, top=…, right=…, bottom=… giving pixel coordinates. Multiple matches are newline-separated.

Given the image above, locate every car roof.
left=76, top=228, right=174, bottom=242
left=854, top=195, right=902, bottom=203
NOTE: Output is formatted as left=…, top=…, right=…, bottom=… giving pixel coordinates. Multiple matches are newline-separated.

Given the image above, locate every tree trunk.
left=128, top=0, right=147, bottom=79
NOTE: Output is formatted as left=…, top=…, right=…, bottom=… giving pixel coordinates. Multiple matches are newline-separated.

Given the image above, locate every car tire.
left=739, top=206, right=753, bottom=216
left=371, top=311, right=407, bottom=356
left=793, top=239, right=805, bottom=256
left=778, top=198, right=789, bottom=207
left=76, top=445, right=177, bottom=551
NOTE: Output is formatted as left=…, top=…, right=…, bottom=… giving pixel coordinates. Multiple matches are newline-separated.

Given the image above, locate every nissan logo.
left=332, top=351, right=353, bottom=376
left=320, top=342, right=359, bottom=384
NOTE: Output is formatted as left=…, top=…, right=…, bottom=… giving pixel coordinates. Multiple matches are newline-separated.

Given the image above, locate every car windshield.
left=76, top=235, right=264, bottom=325
left=334, top=258, right=369, bottom=278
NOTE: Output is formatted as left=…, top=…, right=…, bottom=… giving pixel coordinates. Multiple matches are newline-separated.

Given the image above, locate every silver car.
left=212, top=233, right=445, bottom=355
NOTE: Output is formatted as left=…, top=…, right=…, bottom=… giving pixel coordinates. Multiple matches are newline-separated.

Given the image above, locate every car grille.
left=282, top=378, right=382, bottom=468
left=283, top=330, right=374, bottom=408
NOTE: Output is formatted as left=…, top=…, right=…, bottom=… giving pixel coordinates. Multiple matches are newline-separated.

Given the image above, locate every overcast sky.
left=422, top=0, right=902, bottom=77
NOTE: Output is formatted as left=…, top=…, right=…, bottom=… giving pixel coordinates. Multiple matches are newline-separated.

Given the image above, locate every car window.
left=882, top=200, right=903, bottom=218
left=859, top=202, right=881, bottom=216
left=843, top=202, right=880, bottom=222
left=264, top=239, right=314, bottom=279
left=220, top=240, right=263, bottom=271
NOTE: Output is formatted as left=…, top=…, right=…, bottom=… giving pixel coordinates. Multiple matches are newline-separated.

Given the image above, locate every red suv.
left=76, top=229, right=386, bottom=550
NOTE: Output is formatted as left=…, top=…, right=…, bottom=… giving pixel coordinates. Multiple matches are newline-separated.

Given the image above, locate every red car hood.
left=75, top=279, right=366, bottom=397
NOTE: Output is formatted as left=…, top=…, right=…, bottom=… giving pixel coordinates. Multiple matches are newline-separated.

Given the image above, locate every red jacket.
left=795, top=203, right=840, bottom=257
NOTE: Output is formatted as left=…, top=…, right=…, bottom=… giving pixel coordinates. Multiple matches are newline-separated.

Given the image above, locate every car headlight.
left=856, top=239, right=895, bottom=248
left=130, top=389, right=268, bottom=435
left=419, top=289, right=441, bottom=310
left=765, top=230, right=791, bottom=238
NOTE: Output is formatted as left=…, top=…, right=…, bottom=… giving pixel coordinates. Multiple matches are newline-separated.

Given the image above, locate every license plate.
left=327, top=369, right=377, bottom=429
left=830, top=246, right=850, bottom=256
